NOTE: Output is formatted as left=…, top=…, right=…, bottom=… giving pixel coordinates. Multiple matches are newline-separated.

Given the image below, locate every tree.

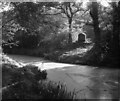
left=1, top=2, right=22, bottom=47
left=108, top=1, right=120, bottom=64
left=82, top=1, right=104, bottom=64
left=85, top=0, right=120, bottom=66
left=11, top=2, right=44, bottom=31
left=99, top=1, right=120, bottom=66
left=58, top=2, right=86, bottom=44
left=43, top=2, right=85, bottom=44
left=90, top=1, right=101, bottom=48
left=2, top=2, right=63, bottom=49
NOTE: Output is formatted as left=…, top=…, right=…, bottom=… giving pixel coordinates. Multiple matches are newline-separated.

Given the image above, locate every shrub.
left=2, top=64, right=47, bottom=85
left=2, top=61, right=77, bottom=100
left=2, top=80, right=77, bottom=100
left=2, top=54, right=23, bottom=67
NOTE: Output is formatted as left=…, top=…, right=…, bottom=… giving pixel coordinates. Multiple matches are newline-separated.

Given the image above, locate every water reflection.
left=51, top=66, right=120, bottom=99
left=84, top=68, right=120, bottom=99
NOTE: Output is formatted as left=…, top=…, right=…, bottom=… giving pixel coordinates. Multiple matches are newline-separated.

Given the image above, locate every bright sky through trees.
left=0, top=0, right=111, bottom=13
left=98, top=0, right=110, bottom=7
left=76, top=0, right=110, bottom=8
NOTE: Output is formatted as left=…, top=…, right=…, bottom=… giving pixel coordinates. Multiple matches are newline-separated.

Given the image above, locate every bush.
left=14, top=30, right=40, bottom=49
left=2, top=60, right=77, bottom=100
left=2, top=80, right=77, bottom=99
left=2, top=64, right=47, bottom=87
left=39, top=32, right=68, bottom=53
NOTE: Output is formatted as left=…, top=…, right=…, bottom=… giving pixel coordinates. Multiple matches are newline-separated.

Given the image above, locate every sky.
left=80, top=0, right=110, bottom=8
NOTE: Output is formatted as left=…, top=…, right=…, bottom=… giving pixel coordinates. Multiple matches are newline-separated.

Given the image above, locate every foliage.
left=2, top=63, right=47, bottom=86
left=11, top=2, right=41, bottom=29
left=11, top=2, right=62, bottom=33
left=2, top=2, right=66, bottom=50
left=2, top=80, right=77, bottom=99
left=1, top=1, right=120, bottom=67
left=98, top=5, right=113, bottom=31
left=80, top=1, right=120, bottom=66
left=2, top=7, right=22, bottom=47
left=2, top=53, right=24, bottom=67
left=13, top=30, right=40, bottom=49
left=2, top=58, right=77, bottom=99
left=2, top=2, right=90, bottom=49
left=49, top=2, right=86, bottom=43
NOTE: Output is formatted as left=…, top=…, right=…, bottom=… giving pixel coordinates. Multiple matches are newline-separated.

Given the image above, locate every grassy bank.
left=3, top=43, right=93, bottom=63
left=3, top=42, right=119, bottom=68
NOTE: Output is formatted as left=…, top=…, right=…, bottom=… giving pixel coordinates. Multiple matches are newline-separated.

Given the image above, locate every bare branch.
left=42, top=12, right=62, bottom=15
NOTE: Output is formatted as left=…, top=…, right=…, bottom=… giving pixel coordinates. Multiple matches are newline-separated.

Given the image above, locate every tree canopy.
left=1, top=1, right=119, bottom=66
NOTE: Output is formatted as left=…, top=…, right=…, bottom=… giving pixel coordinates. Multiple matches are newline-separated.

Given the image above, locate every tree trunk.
left=110, top=2, right=120, bottom=62
left=68, top=17, right=72, bottom=45
left=88, top=2, right=101, bottom=64
left=90, top=2, right=101, bottom=48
